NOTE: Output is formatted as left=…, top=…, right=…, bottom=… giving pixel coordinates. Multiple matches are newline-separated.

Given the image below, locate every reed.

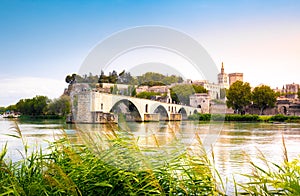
left=237, top=135, right=300, bottom=195
left=0, top=123, right=223, bottom=195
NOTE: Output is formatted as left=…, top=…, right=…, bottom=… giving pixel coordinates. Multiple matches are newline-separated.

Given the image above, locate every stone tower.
left=218, top=62, right=229, bottom=88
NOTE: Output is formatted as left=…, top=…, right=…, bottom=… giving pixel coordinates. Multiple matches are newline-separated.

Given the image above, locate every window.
left=145, top=104, right=148, bottom=113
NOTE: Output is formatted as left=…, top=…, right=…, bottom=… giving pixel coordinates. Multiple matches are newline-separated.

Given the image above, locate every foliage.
left=139, top=81, right=166, bottom=87
left=120, top=85, right=137, bottom=96
left=3, top=95, right=72, bottom=118
left=4, top=104, right=17, bottom=112
left=76, top=73, right=99, bottom=84
left=48, top=95, right=71, bottom=116
left=16, top=95, right=49, bottom=116
left=0, top=124, right=223, bottom=195
left=267, top=114, right=300, bottom=122
left=136, top=91, right=161, bottom=99
left=118, top=71, right=137, bottom=84
left=268, top=114, right=288, bottom=122
left=238, top=138, right=300, bottom=195
left=188, top=113, right=211, bottom=121
left=225, top=114, right=261, bottom=122
left=226, top=81, right=252, bottom=114
left=0, top=106, right=6, bottom=113
left=98, top=70, right=135, bottom=84
left=65, top=73, right=77, bottom=84
left=252, top=85, right=277, bottom=115
left=110, top=84, right=119, bottom=94
left=188, top=113, right=261, bottom=122
left=171, top=84, right=208, bottom=105
left=137, top=72, right=183, bottom=86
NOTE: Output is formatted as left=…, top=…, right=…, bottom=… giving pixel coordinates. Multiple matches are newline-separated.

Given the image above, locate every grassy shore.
left=1, top=123, right=299, bottom=195
left=188, top=114, right=300, bottom=123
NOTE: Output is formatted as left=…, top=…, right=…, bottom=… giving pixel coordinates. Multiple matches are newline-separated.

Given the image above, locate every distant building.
left=189, top=93, right=210, bottom=113
left=285, top=83, right=299, bottom=94
left=217, top=62, right=229, bottom=88
left=275, top=83, right=299, bottom=99
left=228, top=73, right=243, bottom=86
left=193, top=80, right=221, bottom=100
left=136, top=86, right=149, bottom=94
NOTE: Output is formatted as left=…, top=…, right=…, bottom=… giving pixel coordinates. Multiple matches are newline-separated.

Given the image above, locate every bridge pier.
left=144, top=114, right=160, bottom=122
left=169, top=113, right=182, bottom=121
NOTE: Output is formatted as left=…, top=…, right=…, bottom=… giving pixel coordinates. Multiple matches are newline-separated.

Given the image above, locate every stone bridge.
left=75, top=91, right=201, bottom=123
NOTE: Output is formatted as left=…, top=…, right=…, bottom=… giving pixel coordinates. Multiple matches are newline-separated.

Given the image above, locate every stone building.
left=189, top=93, right=210, bottom=113
left=285, top=83, right=299, bottom=97
left=228, top=73, right=243, bottom=86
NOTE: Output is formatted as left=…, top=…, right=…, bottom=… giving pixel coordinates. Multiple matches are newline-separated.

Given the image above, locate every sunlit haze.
left=1, top=0, right=300, bottom=106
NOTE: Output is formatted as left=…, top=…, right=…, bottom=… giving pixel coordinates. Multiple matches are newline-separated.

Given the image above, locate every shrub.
left=268, top=114, right=289, bottom=122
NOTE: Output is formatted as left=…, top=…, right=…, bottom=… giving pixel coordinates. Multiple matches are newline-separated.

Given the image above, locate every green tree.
left=298, top=88, right=300, bottom=98
left=32, top=96, right=49, bottom=115
left=0, top=107, right=5, bottom=113
left=136, top=91, right=160, bottom=99
left=226, top=81, right=252, bottom=114
left=48, top=95, right=71, bottom=116
left=170, top=84, right=207, bottom=105
left=5, top=105, right=17, bottom=112
left=127, top=85, right=137, bottom=97
left=252, top=85, right=277, bottom=115
left=16, top=96, right=49, bottom=115
left=110, top=84, right=119, bottom=94
left=137, top=72, right=183, bottom=85
left=65, top=73, right=77, bottom=84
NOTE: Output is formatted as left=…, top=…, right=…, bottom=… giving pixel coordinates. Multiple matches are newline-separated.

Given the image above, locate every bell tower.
left=218, top=62, right=229, bottom=88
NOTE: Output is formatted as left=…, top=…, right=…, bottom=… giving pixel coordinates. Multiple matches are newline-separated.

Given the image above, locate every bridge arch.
left=178, top=107, right=188, bottom=120
left=110, top=99, right=142, bottom=121
left=154, top=105, right=169, bottom=121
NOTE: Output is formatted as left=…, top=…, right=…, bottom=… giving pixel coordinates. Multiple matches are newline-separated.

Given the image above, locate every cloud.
left=0, top=77, right=67, bottom=106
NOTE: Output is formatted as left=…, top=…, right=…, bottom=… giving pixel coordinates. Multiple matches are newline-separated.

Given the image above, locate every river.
left=1, top=118, right=300, bottom=193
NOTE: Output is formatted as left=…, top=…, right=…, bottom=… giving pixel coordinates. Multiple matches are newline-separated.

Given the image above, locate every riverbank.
left=188, top=113, right=300, bottom=123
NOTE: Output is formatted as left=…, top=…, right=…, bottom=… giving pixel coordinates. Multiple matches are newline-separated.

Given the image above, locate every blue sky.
left=1, top=0, right=300, bottom=106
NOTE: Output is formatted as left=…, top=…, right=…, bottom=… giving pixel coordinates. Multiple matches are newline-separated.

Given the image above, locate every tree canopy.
left=136, top=91, right=161, bottom=99
left=137, top=72, right=183, bottom=86
left=226, top=81, right=252, bottom=114
left=16, top=96, right=49, bottom=115
left=48, top=95, right=71, bottom=116
left=170, top=84, right=208, bottom=105
left=252, top=85, right=277, bottom=115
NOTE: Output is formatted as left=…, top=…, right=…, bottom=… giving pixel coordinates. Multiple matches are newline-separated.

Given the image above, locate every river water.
left=1, top=118, right=300, bottom=193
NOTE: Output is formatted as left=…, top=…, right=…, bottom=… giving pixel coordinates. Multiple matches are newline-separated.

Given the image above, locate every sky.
left=1, top=0, right=300, bottom=106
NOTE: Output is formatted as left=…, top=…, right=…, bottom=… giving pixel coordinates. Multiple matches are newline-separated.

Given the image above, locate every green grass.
left=0, top=123, right=223, bottom=195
